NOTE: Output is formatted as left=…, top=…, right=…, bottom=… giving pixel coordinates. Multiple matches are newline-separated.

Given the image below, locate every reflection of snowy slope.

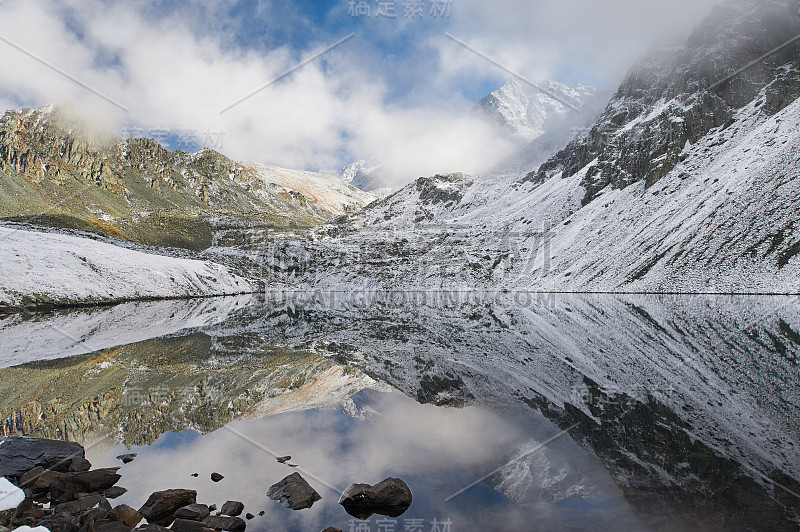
left=0, top=227, right=253, bottom=308
left=339, top=389, right=390, bottom=422
left=0, top=296, right=252, bottom=369
left=224, top=292, right=800, bottom=526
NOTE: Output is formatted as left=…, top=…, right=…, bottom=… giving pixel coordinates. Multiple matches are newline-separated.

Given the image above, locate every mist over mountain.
left=262, top=0, right=800, bottom=295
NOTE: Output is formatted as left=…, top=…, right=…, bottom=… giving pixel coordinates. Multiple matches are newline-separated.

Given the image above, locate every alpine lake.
left=1, top=292, right=798, bottom=531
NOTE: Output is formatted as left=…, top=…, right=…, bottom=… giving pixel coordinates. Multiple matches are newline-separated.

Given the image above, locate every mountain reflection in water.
left=0, top=292, right=798, bottom=531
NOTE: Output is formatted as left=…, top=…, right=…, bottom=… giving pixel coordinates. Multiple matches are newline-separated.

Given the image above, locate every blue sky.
left=0, top=0, right=719, bottom=185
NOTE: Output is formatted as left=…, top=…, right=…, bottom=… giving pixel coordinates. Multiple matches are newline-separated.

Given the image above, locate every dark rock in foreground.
left=96, top=520, right=134, bottom=532
left=105, top=486, right=129, bottom=499
left=171, top=517, right=215, bottom=532
left=266, top=472, right=321, bottom=510
left=50, top=467, right=122, bottom=502
left=138, top=489, right=197, bottom=526
left=0, top=436, right=85, bottom=478
left=53, top=492, right=107, bottom=516
left=202, top=515, right=246, bottom=532
left=219, top=500, right=244, bottom=517
left=109, top=503, right=144, bottom=527
left=117, top=453, right=138, bottom=464
left=69, top=457, right=92, bottom=472
left=18, top=466, right=60, bottom=493
left=338, top=477, right=412, bottom=519
left=137, top=524, right=172, bottom=531
left=210, top=473, right=224, bottom=482
left=174, top=503, right=210, bottom=521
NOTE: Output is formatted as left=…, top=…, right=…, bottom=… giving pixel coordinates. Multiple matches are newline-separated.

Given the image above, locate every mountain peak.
left=475, top=78, right=597, bottom=143
left=530, top=0, right=800, bottom=204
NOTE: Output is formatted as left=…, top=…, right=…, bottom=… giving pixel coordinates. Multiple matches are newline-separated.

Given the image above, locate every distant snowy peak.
left=476, top=78, right=597, bottom=142
left=339, top=160, right=392, bottom=195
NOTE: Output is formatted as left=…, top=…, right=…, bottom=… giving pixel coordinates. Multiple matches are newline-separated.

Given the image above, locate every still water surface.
left=0, top=293, right=798, bottom=531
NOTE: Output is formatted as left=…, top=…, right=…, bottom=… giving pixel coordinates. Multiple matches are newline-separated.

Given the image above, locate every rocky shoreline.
left=0, top=436, right=411, bottom=532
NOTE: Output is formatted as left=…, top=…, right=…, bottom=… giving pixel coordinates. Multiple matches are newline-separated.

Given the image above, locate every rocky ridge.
left=0, top=105, right=374, bottom=251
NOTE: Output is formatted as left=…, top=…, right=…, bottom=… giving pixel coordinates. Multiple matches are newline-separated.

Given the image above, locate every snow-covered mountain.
left=475, top=78, right=597, bottom=143
left=267, top=0, right=800, bottom=295
left=475, top=78, right=612, bottom=173
left=339, top=160, right=389, bottom=193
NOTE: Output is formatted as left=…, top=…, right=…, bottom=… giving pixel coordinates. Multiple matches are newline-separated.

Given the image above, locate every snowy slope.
left=338, top=160, right=391, bottom=193
left=252, top=163, right=376, bottom=216
left=266, top=0, right=800, bottom=295
left=283, top=93, right=798, bottom=294
left=0, top=296, right=252, bottom=369
left=0, top=227, right=253, bottom=308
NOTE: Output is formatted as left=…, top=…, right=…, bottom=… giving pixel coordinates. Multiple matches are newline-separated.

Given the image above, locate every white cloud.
left=0, top=0, right=722, bottom=188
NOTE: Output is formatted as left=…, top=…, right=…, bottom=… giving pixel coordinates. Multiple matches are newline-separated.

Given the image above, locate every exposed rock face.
left=138, top=489, right=197, bottom=526
left=0, top=436, right=85, bottom=478
left=266, top=473, right=321, bottom=510
left=0, top=105, right=375, bottom=250
left=338, top=478, right=412, bottom=519
left=531, top=0, right=800, bottom=205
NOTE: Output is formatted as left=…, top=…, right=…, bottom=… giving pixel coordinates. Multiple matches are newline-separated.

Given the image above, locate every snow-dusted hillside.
left=0, top=296, right=253, bottom=369
left=251, top=163, right=376, bottom=218
left=267, top=0, right=800, bottom=295
left=0, top=226, right=253, bottom=309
